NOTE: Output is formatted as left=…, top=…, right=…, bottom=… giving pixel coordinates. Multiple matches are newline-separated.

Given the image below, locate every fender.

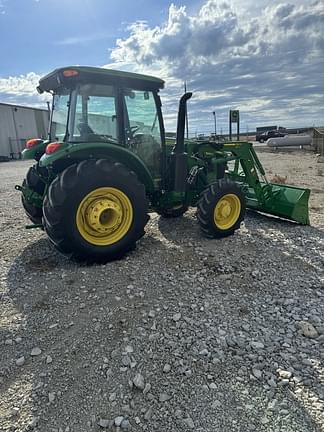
left=21, top=140, right=49, bottom=160
left=39, top=142, right=155, bottom=193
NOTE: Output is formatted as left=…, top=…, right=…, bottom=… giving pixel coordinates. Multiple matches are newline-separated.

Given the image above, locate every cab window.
left=72, top=84, right=118, bottom=142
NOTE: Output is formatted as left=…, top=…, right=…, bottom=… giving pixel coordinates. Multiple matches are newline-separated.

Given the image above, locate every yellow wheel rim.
left=213, top=193, right=241, bottom=230
left=76, top=187, right=133, bottom=246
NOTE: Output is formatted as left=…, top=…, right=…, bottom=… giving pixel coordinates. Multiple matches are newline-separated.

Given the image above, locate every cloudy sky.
left=0, top=0, right=323, bottom=134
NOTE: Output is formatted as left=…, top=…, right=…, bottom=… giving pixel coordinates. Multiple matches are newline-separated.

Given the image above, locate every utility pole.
left=212, top=111, right=216, bottom=140
left=229, top=111, right=232, bottom=141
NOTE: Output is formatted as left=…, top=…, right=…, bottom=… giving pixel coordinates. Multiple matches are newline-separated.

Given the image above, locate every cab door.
left=122, top=89, right=164, bottom=180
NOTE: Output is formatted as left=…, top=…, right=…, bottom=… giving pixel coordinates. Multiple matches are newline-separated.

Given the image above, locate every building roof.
left=0, top=102, right=47, bottom=112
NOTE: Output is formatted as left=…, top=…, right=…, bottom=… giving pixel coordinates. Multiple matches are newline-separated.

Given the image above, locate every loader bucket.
left=245, top=182, right=310, bottom=225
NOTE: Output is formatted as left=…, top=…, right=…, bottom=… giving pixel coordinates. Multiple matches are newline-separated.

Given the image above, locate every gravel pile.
left=0, top=155, right=324, bottom=432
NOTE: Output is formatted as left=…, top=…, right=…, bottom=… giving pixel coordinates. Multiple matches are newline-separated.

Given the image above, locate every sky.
left=0, top=0, right=323, bottom=134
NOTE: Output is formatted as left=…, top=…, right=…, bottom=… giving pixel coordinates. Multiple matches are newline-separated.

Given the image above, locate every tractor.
left=17, top=66, right=310, bottom=262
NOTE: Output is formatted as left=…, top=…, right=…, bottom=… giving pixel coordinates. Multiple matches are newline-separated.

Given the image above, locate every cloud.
left=111, top=2, right=250, bottom=66
left=0, top=0, right=40, bottom=16
left=55, top=32, right=113, bottom=46
left=110, top=0, right=324, bottom=132
left=0, top=0, right=6, bottom=14
left=0, top=72, right=40, bottom=95
left=0, top=1, right=323, bottom=132
left=0, top=73, right=49, bottom=106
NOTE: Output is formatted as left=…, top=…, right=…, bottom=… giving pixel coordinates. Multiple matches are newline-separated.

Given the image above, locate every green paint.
left=224, top=142, right=310, bottom=224
left=20, top=138, right=311, bottom=225
left=39, top=141, right=155, bottom=193
left=20, top=182, right=44, bottom=208
left=21, top=140, right=48, bottom=160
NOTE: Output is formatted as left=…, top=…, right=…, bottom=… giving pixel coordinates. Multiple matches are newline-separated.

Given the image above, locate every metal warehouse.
left=0, top=102, right=49, bottom=159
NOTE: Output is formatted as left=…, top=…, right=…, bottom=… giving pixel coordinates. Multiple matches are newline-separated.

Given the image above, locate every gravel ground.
left=0, top=149, right=324, bottom=432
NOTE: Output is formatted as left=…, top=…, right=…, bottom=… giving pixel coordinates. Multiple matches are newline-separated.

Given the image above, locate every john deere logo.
left=231, top=110, right=239, bottom=123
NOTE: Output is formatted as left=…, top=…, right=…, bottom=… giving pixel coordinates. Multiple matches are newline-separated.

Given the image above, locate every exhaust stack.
left=173, top=92, right=192, bottom=192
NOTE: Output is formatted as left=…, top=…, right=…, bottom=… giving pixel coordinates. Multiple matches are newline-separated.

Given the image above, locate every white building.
left=0, top=102, right=49, bottom=159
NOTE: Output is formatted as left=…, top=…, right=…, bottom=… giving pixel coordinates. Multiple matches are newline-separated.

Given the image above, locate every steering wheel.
left=126, top=125, right=140, bottom=140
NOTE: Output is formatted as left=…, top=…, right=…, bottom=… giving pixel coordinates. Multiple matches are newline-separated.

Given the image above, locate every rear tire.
left=42, top=159, right=149, bottom=262
left=197, top=179, right=245, bottom=238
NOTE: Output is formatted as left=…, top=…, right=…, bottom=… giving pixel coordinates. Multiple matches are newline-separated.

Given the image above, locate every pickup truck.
left=256, top=130, right=286, bottom=142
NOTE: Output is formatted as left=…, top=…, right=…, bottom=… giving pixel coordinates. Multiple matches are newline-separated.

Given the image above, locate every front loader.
left=17, top=66, right=310, bottom=262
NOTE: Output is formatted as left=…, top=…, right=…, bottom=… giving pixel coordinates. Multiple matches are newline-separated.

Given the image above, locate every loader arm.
left=224, top=142, right=310, bottom=225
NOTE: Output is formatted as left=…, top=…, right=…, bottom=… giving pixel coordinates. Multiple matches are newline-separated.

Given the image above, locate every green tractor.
left=17, top=66, right=310, bottom=262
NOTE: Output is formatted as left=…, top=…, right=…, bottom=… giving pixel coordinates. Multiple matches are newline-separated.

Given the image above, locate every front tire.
left=197, top=179, right=245, bottom=238
left=21, top=165, right=46, bottom=224
left=43, top=159, right=149, bottom=262
left=22, top=192, right=43, bottom=225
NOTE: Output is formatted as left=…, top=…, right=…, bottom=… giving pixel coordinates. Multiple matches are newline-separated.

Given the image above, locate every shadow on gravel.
left=245, top=209, right=323, bottom=229
left=157, top=209, right=305, bottom=245
left=2, top=218, right=324, bottom=431
left=1, top=239, right=78, bottom=390
left=159, top=210, right=324, bottom=271
left=3, top=234, right=178, bottom=430
left=157, top=211, right=199, bottom=242
left=158, top=208, right=323, bottom=240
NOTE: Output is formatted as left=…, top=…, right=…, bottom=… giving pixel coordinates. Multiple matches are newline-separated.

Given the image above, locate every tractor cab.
left=38, top=66, right=165, bottom=177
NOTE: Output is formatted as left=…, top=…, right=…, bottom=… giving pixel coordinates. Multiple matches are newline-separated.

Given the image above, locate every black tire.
left=22, top=192, right=43, bottom=225
left=21, top=165, right=46, bottom=224
left=197, top=179, right=245, bottom=238
left=26, top=165, right=46, bottom=195
left=42, top=159, right=149, bottom=262
left=158, top=204, right=188, bottom=218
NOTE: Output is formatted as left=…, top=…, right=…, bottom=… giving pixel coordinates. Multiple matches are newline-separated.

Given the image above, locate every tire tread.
left=43, top=159, right=148, bottom=262
left=197, top=178, right=245, bottom=239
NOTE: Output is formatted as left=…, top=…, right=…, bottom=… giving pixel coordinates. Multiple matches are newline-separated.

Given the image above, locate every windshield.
left=50, top=90, right=70, bottom=141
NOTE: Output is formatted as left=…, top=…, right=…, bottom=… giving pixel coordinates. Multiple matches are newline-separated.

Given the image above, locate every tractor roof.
left=37, top=66, right=165, bottom=93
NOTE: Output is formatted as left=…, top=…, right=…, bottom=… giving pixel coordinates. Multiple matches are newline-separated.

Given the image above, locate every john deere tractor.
left=17, top=66, right=310, bottom=262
